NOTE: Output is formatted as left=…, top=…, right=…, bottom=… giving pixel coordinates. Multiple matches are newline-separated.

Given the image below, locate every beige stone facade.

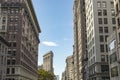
left=43, top=51, right=54, bottom=73
left=111, top=0, right=120, bottom=79
left=73, top=0, right=87, bottom=80
left=85, top=0, right=116, bottom=80
left=65, top=55, right=74, bottom=80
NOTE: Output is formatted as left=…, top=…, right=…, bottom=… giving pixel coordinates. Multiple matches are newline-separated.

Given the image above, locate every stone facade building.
left=43, top=51, right=54, bottom=73
left=73, top=0, right=88, bottom=80
left=0, top=36, right=9, bottom=80
left=0, top=0, right=41, bottom=80
left=85, top=0, right=116, bottom=79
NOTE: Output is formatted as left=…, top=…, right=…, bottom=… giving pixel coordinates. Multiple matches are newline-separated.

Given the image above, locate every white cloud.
left=63, top=38, right=72, bottom=41
left=42, top=41, right=58, bottom=47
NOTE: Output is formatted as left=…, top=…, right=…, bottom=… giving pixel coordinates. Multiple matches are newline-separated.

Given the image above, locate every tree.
left=38, top=69, right=55, bottom=80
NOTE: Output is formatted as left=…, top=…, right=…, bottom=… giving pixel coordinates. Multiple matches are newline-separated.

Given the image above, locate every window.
left=111, top=1, right=114, bottom=8
left=104, top=18, right=108, bottom=24
left=106, top=44, right=108, bottom=52
left=105, top=35, right=108, bottom=42
left=103, top=10, right=107, bottom=16
left=98, top=18, right=102, bottom=24
left=2, top=17, right=6, bottom=23
left=100, top=35, right=104, bottom=42
left=6, top=68, right=10, bottom=74
left=98, top=10, right=102, bottom=16
left=111, top=9, right=115, bottom=16
left=99, top=27, right=103, bottom=33
left=100, top=44, right=104, bottom=52
left=112, top=18, right=116, bottom=24
left=97, top=2, right=101, bottom=8
left=101, top=65, right=109, bottom=72
left=109, top=40, right=116, bottom=50
left=113, top=26, right=116, bottom=31
left=110, top=52, right=117, bottom=64
left=102, top=2, right=106, bottom=8
left=12, top=51, right=16, bottom=56
left=11, top=68, right=15, bottom=74
left=111, top=66, right=118, bottom=77
left=2, top=25, right=5, bottom=30
left=104, top=27, right=108, bottom=33
left=117, top=18, right=120, bottom=27
left=13, top=42, right=16, bottom=47
left=7, top=59, right=10, bottom=65
left=12, top=60, right=15, bottom=65
left=101, top=55, right=105, bottom=62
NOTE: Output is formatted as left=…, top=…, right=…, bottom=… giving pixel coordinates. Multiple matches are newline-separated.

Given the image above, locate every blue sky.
left=32, top=0, right=74, bottom=78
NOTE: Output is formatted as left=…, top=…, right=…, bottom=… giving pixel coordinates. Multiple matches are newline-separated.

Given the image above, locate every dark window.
left=103, top=10, right=107, bottom=16
left=111, top=66, right=118, bottom=77
left=104, top=27, right=108, bottom=33
left=12, top=60, right=15, bottom=65
left=100, top=44, right=104, bottom=52
left=11, top=68, right=15, bottom=74
left=106, top=44, right=108, bottom=52
left=7, top=59, right=10, bottom=65
left=99, top=27, right=103, bottom=33
left=113, top=26, right=116, bottom=31
left=98, top=18, right=102, bottom=24
left=13, top=42, right=16, bottom=47
left=6, top=68, right=10, bottom=74
left=117, top=18, right=120, bottom=27
left=100, top=35, right=104, bottom=42
left=104, top=18, right=108, bottom=24
left=110, top=52, right=117, bottom=64
left=101, top=65, right=109, bottom=72
left=112, top=18, right=116, bottom=24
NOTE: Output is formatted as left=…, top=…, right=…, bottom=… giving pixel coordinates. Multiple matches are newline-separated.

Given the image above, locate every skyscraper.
left=43, top=51, right=54, bottom=73
left=66, top=55, right=74, bottom=80
left=73, top=0, right=87, bottom=80
left=0, top=0, right=41, bottom=80
left=85, top=0, right=116, bottom=79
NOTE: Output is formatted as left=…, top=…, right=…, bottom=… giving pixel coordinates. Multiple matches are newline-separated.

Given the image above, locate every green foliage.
left=38, top=69, right=55, bottom=80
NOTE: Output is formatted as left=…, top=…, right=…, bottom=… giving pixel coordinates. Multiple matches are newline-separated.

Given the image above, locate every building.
left=111, top=0, right=120, bottom=79
left=85, top=0, right=116, bottom=79
left=0, top=36, right=9, bottom=80
left=0, top=0, right=41, bottom=80
left=107, top=31, right=120, bottom=80
left=65, top=55, right=74, bottom=80
left=43, top=51, right=54, bottom=73
left=61, top=71, right=67, bottom=80
left=73, top=0, right=87, bottom=80
left=38, top=65, right=43, bottom=70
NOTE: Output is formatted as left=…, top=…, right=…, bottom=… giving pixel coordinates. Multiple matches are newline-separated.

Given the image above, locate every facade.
left=43, top=51, right=54, bottom=73
left=113, top=0, right=120, bottom=79
left=73, top=0, right=87, bottom=80
left=107, top=32, right=120, bottom=80
left=0, top=0, right=41, bottom=80
left=38, top=65, right=43, bottom=70
left=61, top=71, right=66, bottom=80
left=85, top=0, right=116, bottom=80
left=65, top=55, right=74, bottom=80
left=0, top=36, right=9, bottom=80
